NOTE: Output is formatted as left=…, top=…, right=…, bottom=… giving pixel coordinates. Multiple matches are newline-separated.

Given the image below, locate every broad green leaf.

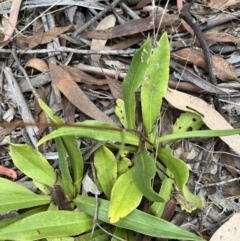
left=158, top=146, right=203, bottom=210
left=0, top=211, right=93, bottom=241
left=38, top=99, right=83, bottom=195
left=94, top=146, right=117, bottom=199
left=0, top=206, right=48, bottom=229
left=38, top=120, right=139, bottom=146
left=10, top=143, right=56, bottom=187
left=109, top=169, right=142, bottom=223
left=74, top=195, right=205, bottom=241
left=0, top=177, right=50, bottom=214
left=150, top=176, right=174, bottom=217
left=115, top=99, right=128, bottom=128
left=132, top=149, right=164, bottom=202
left=173, top=112, right=204, bottom=133
left=122, top=36, right=152, bottom=129
left=141, top=32, right=170, bottom=139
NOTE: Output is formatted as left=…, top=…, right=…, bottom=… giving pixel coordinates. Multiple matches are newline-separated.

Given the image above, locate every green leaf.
left=109, top=169, right=142, bottom=223
left=54, top=137, right=75, bottom=198
left=38, top=99, right=83, bottom=195
left=10, top=143, right=57, bottom=187
left=62, top=136, right=83, bottom=195
left=158, top=146, right=203, bottom=210
left=173, top=112, right=204, bottom=133
left=158, top=127, right=240, bottom=142
left=74, top=228, right=109, bottom=241
left=74, top=195, right=205, bottom=241
left=94, top=146, right=117, bottom=199
left=47, top=237, right=74, bottom=241
left=38, top=120, right=139, bottom=146
left=112, top=227, right=134, bottom=241
left=132, top=149, right=164, bottom=202
left=141, top=32, right=170, bottom=138
left=0, top=177, right=51, bottom=214
left=0, top=211, right=93, bottom=241
left=115, top=99, right=128, bottom=128
left=150, top=176, right=174, bottom=217
left=122, top=36, right=152, bottom=129
left=117, top=156, right=132, bottom=175
left=0, top=206, right=48, bottom=229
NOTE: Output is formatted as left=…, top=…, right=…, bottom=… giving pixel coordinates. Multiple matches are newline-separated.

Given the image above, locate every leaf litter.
left=1, top=0, right=240, bottom=240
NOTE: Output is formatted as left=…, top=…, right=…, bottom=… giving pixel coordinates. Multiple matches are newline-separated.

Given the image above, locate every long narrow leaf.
left=141, top=32, right=170, bottom=139
left=159, top=128, right=240, bottom=142
left=38, top=99, right=83, bottom=194
left=74, top=195, right=204, bottom=241
left=122, top=37, right=152, bottom=129
left=38, top=121, right=139, bottom=147
left=54, top=137, right=75, bottom=198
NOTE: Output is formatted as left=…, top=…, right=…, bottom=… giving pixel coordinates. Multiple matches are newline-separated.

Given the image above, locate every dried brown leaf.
left=26, top=28, right=44, bottom=50
left=204, top=32, right=240, bottom=45
left=17, top=25, right=72, bottom=46
left=165, top=88, right=240, bottom=155
left=111, top=34, right=144, bottom=50
left=61, top=65, right=108, bottom=85
left=203, top=0, right=240, bottom=9
left=220, top=153, right=238, bottom=178
left=173, top=48, right=239, bottom=82
left=81, top=13, right=179, bottom=40
left=105, top=75, right=123, bottom=99
left=25, top=58, right=49, bottom=73
left=132, top=0, right=152, bottom=9
left=49, top=63, right=114, bottom=124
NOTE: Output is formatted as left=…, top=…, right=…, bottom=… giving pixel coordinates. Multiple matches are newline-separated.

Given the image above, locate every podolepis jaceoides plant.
left=0, top=33, right=208, bottom=240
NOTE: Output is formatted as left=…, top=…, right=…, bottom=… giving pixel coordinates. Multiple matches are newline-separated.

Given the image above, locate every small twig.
left=119, top=2, right=141, bottom=19
left=195, top=176, right=240, bottom=190
left=91, top=194, right=99, bottom=237
left=180, top=0, right=222, bottom=113
left=0, top=47, right=136, bottom=55
left=187, top=159, right=240, bottom=175
left=96, top=223, right=127, bottom=241
left=3, top=67, right=39, bottom=147
left=11, top=42, right=39, bottom=100
left=180, top=0, right=217, bottom=86
left=72, top=0, right=122, bottom=37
